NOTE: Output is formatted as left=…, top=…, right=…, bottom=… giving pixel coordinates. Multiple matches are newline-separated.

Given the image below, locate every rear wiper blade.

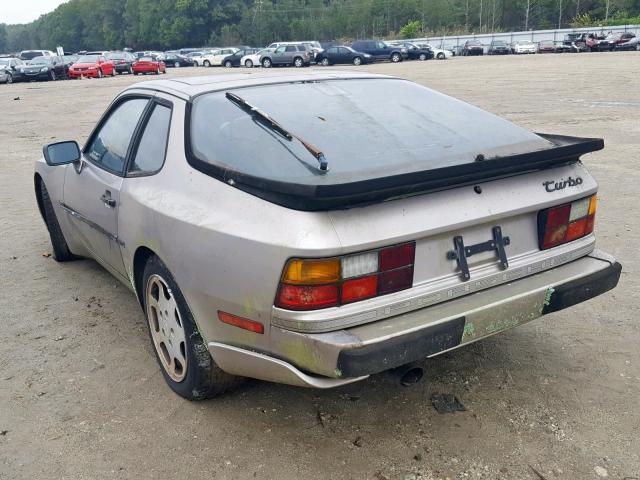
left=226, top=91, right=328, bottom=172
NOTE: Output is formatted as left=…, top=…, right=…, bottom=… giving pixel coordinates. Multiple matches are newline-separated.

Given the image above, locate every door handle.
left=100, top=191, right=116, bottom=208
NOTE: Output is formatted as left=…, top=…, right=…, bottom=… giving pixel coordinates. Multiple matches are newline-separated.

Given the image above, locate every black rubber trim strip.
left=337, top=317, right=465, bottom=377
left=542, top=260, right=621, bottom=314
left=184, top=94, right=604, bottom=211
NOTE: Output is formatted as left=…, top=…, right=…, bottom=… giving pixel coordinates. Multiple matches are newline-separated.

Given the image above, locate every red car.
left=68, top=55, right=115, bottom=79
left=132, top=56, right=166, bottom=75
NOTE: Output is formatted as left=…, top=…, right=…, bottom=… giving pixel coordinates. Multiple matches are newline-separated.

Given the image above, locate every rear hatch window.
left=187, top=78, right=600, bottom=210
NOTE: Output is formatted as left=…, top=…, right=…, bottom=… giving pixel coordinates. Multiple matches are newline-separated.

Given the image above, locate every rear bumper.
left=209, top=250, right=620, bottom=388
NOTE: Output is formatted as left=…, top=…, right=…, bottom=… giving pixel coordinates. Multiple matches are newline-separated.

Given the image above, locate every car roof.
left=126, top=71, right=396, bottom=100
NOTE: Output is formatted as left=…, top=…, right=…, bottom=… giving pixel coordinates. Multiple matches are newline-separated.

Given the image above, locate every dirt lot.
left=1, top=53, right=638, bottom=480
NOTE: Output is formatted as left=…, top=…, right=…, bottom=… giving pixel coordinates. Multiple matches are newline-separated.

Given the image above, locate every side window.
left=85, top=98, right=149, bottom=174
left=275, top=46, right=286, bottom=53
left=286, top=46, right=296, bottom=52
left=327, top=47, right=338, bottom=54
left=129, top=104, right=172, bottom=175
left=339, top=47, right=350, bottom=54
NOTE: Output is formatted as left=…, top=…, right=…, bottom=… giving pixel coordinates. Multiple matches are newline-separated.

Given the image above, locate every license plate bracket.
left=447, top=226, right=510, bottom=281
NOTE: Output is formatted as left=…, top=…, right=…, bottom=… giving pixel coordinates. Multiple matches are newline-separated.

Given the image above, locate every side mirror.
left=43, top=141, right=81, bottom=166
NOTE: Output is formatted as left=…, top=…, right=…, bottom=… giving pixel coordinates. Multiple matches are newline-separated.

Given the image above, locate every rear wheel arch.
left=133, top=246, right=156, bottom=308
left=34, top=173, right=46, bottom=223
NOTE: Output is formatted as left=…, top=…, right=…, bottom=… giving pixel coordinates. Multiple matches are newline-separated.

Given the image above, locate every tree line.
left=1, top=0, right=639, bottom=53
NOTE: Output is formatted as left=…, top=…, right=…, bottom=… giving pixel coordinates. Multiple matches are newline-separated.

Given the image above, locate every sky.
left=1, top=0, right=68, bottom=25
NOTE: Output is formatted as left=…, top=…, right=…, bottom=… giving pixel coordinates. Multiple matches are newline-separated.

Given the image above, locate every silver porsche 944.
left=35, top=71, right=621, bottom=399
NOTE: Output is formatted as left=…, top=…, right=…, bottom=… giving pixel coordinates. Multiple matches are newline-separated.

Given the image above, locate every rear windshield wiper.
left=226, top=91, right=328, bottom=172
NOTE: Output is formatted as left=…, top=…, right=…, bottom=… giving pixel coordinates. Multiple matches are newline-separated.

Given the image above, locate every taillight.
left=538, top=195, right=596, bottom=250
left=275, top=242, right=416, bottom=311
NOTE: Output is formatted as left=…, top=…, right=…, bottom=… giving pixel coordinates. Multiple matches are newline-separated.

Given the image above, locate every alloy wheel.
left=353, top=57, right=362, bottom=65
left=245, top=60, right=253, bottom=68
left=146, top=274, right=187, bottom=382
left=321, top=58, right=329, bottom=66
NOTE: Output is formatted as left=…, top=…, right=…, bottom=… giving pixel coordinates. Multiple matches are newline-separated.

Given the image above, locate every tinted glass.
left=86, top=99, right=148, bottom=174
left=286, top=46, right=296, bottom=52
left=327, top=47, right=338, bottom=54
left=129, top=104, right=171, bottom=174
left=190, top=79, right=549, bottom=186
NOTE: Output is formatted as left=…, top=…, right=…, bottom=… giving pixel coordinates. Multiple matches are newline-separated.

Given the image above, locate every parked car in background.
left=61, top=55, right=79, bottom=68
left=199, top=48, right=238, bottom=67
left=19, top=50, right=55, bottom=61
left=221, top=48, right=258, bottom=67
left=68, top=55, right=116, bottom=79
left=316, top=46, right=373, bottom=65
left=416, top=43, right=453, bottom=59
left=597, top=32, right=636, bottom=51
left=260, top=45, right=311, bottom=68
left=241, top=48, right=274, bottom=68
left=107, top=51, right=136, bottom=74
left=161, top=53, right=194, bottom=68
left=267, top=41, right=323, bottom=56
left=35, top=71, right=621, bottom=398
left=132, top=56, right=166, bottom=75
left=553, top=42, right=573, bottom=53
left=488, top=40, right=510, bottom=55
left=614, top=36, right=639, bottom=51
left=351, top=40, right=407, bottom=62
left=462, top=40, right=484, bottom=56
left=512, top=40, right=537, bottom=54
left=20, top=56, right=67, bottom=81
left=0, top=57, right=25, bottom=84
left=391, top=42, right=434, bottom=61
left=537, top=40, right=556, bottom=53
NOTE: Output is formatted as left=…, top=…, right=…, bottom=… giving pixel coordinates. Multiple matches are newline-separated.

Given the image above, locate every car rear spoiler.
left=194, top=133, right=604, bottom=211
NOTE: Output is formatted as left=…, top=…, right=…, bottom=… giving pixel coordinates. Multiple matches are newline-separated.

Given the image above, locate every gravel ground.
left=0, top=53, right=638, bottom=480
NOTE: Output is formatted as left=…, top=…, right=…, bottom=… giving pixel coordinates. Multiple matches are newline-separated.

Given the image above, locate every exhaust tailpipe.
left=395, top=363, right=424, bottom=386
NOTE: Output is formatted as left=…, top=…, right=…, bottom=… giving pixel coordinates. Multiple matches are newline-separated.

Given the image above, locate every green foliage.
left=399, top=20, right=422, bottom=39
left=1, top=0, right=639, bottom=53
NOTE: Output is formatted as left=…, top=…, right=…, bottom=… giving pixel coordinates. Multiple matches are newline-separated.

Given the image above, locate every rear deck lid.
left=186, top=76, right=603, bottom=210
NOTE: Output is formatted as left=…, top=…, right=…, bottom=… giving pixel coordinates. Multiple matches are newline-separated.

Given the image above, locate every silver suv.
left=260, top=45, right=311, bottom=68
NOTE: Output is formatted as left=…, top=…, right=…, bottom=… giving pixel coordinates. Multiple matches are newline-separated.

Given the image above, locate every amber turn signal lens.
left=281, top=258, right=340, bottom=285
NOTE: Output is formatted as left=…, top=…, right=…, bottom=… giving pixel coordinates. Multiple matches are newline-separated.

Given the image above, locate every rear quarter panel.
left=117, top=95, right=342, bottom=353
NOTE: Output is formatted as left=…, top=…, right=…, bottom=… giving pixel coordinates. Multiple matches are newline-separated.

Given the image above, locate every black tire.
left=320, top=57, right=330, bottom=66
left=156, top=67, right=161, bottom=75
left=419, top=53, right=427, bottom=61
left=391, top=52, right=401, bottom=62
left=262, top=58, right=272, bottom=68
left=224, top=60, right=232, bottom=68
left=97, top=69, right=103, bottom=78
left=142, top=255, right=242, bottom=399
left=39, top=181, right=75, bottom=262
left=50, top=71, right=57, bottom=81
left=437, top=52, right=445, bottom=59
left=6, top=73, right=12, bottom=84
left=353, top=56, right=362, bottom=66
left=128, top=66, right=133, bottom=74
left=293, top=57, right=304, bottom=67
left=203, top=60, right=211, bottom=67
left=245, top=59, right=253, bottom=68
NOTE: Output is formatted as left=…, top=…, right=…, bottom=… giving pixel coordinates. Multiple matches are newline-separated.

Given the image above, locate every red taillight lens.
left=275, top=241, right=416, bottom=311
left=379, top=243, right=415, bottom=271
left=276, top=284, right=339, bottom=310
left=342, top=275, right=378, bottom=304
left=378, top=266, right=414, bottom=294
left=539, top=195, right=596, bottom=249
